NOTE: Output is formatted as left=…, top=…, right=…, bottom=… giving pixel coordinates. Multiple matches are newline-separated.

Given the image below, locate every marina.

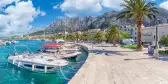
left=0, top=40, right=88, bottom=84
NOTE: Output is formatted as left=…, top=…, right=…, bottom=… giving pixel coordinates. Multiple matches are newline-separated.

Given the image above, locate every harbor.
left=0, top=40, right=88, bottom=84
left=0, top=0, right=168, bottom=84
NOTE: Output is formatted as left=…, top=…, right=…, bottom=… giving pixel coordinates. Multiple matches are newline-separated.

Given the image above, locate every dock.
left=69, top=43, right=168, bottom=84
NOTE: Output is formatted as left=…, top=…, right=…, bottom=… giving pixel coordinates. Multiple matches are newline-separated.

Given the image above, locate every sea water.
left=0, top=40, right=88, bottom=84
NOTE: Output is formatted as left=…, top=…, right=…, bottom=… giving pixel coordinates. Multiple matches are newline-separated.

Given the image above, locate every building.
left=87, top=29, right=101, bottom=36
left=142, top=24, right=168, bottom=43
left=121, top=25, right=139, bottom=42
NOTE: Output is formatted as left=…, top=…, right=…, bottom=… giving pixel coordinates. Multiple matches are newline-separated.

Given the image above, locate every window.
left=24, top=64, right=32, bottom=68
left=36, top=66, right=45, bottom=69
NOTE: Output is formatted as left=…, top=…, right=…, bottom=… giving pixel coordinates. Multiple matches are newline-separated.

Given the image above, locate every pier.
left=69, top=43, right=168, bottom=84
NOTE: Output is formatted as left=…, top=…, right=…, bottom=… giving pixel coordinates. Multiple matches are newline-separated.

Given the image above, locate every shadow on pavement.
left=89, top=49, right=135, bottom=56
left=159, top=55, right=168, bottom=61
left=124, top=57, right=155, bottom=61
left=96, top=46, right=115, bottom=47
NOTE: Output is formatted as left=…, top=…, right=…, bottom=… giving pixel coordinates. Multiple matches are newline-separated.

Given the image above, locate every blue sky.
left=0, top=0, right=168, bottom=36
left=31, top=0, right=168, bottom=29
left=31, top=0, right=64, bottom=29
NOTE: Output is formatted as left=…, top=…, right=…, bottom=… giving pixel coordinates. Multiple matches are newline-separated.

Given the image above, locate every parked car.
left=120, top=39, right=135, bottom=45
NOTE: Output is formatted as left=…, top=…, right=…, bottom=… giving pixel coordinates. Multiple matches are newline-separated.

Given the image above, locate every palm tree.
left=117, top=0, right=158, bottom=51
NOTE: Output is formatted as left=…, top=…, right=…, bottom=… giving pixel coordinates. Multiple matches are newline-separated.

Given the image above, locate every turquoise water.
left=0, top=40, right=88, bottom=84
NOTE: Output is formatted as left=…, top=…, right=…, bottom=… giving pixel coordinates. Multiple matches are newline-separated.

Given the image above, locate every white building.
left=121, top=25, right=139, bottom=42
left=142, top=24, right=168, bottom=43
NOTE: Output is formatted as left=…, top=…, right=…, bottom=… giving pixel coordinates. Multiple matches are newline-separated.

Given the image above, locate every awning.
left=42, top=43, right=62, bottom=48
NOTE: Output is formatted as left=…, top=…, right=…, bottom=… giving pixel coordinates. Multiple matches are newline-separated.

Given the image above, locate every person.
left=148, top=43, right=153, bottom=56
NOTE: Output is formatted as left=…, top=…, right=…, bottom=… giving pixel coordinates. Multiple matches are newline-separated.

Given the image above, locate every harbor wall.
left=76, top=44, right=88, bottom=52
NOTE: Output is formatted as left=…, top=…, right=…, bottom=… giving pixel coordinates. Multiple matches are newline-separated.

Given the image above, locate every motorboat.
left=11, top=41, right=19, bottom=44
left=0, top=40, right=18, bottom=46
left=7, top=43, right=81, bottom=73
left=55, top=39, right=65, bottom=44
left=42, top=43, right=82, bottom=59
left=8, top=53, right=69, bottom=73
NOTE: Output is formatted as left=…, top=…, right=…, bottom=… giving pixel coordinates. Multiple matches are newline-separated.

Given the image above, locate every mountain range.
left=30, top=8, right=168, bottom=35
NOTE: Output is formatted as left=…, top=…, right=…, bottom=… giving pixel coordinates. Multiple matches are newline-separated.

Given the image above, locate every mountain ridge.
left=30, top=8, right=168, bottom=35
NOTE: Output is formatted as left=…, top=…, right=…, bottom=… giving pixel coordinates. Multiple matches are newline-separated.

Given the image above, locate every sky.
left=0, top=0, right=168, bottom=36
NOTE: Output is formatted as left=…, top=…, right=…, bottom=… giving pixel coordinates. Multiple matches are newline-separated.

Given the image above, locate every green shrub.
left=120, top=44, right=137, bottom=49
left=160, top=35, right=168, bottom=47
left=159, top=50, right=168, bottom=54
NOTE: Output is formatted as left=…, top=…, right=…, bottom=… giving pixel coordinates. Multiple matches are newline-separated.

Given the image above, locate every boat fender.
left=18, top=62, right=21, bottom=67
left=13, top=60, right=16, bottom=64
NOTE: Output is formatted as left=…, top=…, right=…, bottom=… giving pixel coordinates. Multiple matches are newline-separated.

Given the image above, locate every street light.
left=154, top=19, right=160, bottom=59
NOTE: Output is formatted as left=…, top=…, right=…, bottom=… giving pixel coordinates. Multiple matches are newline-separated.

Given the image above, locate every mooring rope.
left=59, top=67, right=71, bottom=80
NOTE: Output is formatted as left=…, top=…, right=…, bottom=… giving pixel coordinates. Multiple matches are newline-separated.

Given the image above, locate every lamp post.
left=154, top=19, right=159, bottom=59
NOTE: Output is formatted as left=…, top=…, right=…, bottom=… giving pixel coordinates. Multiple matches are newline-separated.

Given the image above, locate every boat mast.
left=44, top=29, right=46, bottom=40
left=64, top=15, right=67, bottom=41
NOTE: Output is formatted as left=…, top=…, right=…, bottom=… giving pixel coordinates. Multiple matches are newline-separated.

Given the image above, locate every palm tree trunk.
left=136, top=15, right=143, bottom=51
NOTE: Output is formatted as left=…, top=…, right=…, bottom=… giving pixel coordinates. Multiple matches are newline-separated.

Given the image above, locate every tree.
left=106, top=24, right=122, bottom=46
left=94, top=31, right=106, bottom=43
left=160, top=35, right=168, bottom=47
left=117, top=0, right=158, bottom=51
left=74, top=32, right=81, bottom=42
left=81, top=32, right=89, bottom=41
left=66, top=34, right=76, bottom=41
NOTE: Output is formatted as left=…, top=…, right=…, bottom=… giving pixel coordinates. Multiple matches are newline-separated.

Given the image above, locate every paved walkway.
left=69, top=43, right=168, bottom=84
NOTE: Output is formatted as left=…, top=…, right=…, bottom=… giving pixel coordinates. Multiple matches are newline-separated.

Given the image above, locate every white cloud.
left=60, top=0, right=125, bottom=17
left=0, top=0, right=44, bottom=36
left=160, top=1, right=168, bottom=10
left=101, top=0, right=124, bottom=10
left=41, top=11, right=46, bottom=16
left=53, top=4, right=59, bottom=9
left=60, top=0, right=102, bottom=17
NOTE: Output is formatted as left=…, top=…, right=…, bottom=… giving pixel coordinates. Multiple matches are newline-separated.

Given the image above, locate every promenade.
left=69, top=43, right=168, bottom=84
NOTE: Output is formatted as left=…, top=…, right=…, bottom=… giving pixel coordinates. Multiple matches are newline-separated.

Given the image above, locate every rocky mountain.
left=30, top=8, right=168, bottom=35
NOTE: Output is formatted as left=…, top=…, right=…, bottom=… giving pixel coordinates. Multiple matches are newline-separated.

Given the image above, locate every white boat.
left=0, top=40, right=6, bottom=46
left=57, top=51, right=82, bottom=59
left=42, top=43, right=82, bottom=59
left=8, top=53, right=69, bottom=73
left=55, top=39, right=65, bottom=44
left=11, top=41, right=19, bottom=44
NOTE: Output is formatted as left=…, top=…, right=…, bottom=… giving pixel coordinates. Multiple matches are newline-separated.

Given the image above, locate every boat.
left=0, top=40, right=18, bottom=46
left=0, top=40, right=7, bottom=46
left=11, top=41, right=19, bottom=44
left=8, top=53, right=68, bottom=73
left=7, top=43, right=81, bottom=73
left=42, top=43, right=82, bottom=59
left=55, top=39, right=65, bottom=44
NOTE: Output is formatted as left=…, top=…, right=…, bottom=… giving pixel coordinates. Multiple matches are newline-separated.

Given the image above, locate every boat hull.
left=8, top=59, right=61, bottom=73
